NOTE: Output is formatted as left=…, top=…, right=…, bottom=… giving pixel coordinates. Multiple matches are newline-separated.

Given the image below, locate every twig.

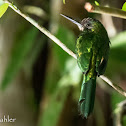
left=3, top=0, right=126, bottom=97
left=4, top=0, right=77, bottom=60
left=100, top=75, right=126, bottom=97
left=85, top=2, right=126, bottom=19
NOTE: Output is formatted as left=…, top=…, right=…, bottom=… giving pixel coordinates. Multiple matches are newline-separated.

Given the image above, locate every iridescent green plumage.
left=77, top=18, right=110, bottom=118
left=61, top=14, right=110, bottom=118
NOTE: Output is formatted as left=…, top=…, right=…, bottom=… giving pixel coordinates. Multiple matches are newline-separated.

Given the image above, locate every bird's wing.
left=76, top=34, right=93, bottom=73
left=96, top=41, right=110, bottom=75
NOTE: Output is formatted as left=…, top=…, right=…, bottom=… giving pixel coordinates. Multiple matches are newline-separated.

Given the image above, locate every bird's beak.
left=60, top=14, right=84, bottom=31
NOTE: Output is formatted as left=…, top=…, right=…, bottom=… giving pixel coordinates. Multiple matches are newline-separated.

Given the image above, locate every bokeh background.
left=0, top=0, right=126, bottom=126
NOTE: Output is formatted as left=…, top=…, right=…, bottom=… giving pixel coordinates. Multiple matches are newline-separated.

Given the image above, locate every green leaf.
left=44, top=26, right=76, bottom=93
left=104, top=31, right=126, bottom=76
left=94, top=1, right=100, bottom=6
left=122, top=2, right=126, bottom=11
left=23, top=35, right=46, bottom=77
left=111, top=31, right=126, bottom=48
left=111, top=92, right=125, bottom=110
left=54, top=25, right=75, bottom=70
left=0, top=2, right=9, bottom=18
left=109, top=31, right=126, bottom=63
left=0, top=27, right=38, bottom=90
left=63, top=0, right=65, bottom=4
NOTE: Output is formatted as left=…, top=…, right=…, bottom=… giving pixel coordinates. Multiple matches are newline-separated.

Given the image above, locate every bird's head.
left=80, top=18, right=99, bottom=31
left=60, top=14, right=100, bottom=32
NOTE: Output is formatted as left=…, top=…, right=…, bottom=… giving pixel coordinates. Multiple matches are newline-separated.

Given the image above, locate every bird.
left=61, top=14, right=110, bottom=118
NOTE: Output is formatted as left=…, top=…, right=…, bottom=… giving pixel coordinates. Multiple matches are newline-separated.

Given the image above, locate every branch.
left=100, top=75, right=126, bottom=97
left=85, top=2, right=126, bottom=19
left=4, top=0, right=77, bottom=60
left=3, top=0, right=126, bottom=97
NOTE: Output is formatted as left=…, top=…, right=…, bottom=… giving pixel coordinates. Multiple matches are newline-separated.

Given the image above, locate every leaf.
left=94, top=1, right=100, bottom=6
left=111, top=92, right=125, bottom=110
left=109, top=31, right=126, bottom=63
left=54, top=25, right=75, bottom=70
left=23, top=35, right=46, bottom=76
left=63, top=0, right=66, bottom=4
left=122, top=2, right=126, bottom=11
left=44, top=26, right=76, bottom=93
left=111, top=31, right=126, bottom=48
left=0, top=27, right=38, bottom=90
left=105, top=31, right=126, bottom=76
left=0, top=2, right=9, bottom=18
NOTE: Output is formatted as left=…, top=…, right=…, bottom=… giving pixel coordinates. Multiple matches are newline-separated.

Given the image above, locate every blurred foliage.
left=123, top=116, right=126, bottom=126
left=105, top=31, right=126, bottom=77
left=39, top=26, right=81, bottom=126
left=1, top=27, right=38, bottom=90
left=1, top=0, right=126, bottom=126
left=44, top=26, right=76, bottom=94
left=54, top=26, right=75, bottom=70
left=38, top=87, right=70, bottom=126
left=111, top=92, right=125, bottom=110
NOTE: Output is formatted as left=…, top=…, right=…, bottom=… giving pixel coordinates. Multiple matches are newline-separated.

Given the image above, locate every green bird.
left=61, top=14, right=110, bottom=118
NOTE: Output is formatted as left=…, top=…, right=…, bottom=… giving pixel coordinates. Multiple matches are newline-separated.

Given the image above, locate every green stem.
left=85, top=2, right=126, bottom=19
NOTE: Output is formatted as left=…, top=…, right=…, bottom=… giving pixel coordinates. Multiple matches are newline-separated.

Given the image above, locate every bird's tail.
left=78, top=75, right=96, bottom=118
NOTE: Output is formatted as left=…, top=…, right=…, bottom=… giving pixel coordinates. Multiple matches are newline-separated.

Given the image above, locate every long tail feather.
left=78, top=75, right=96, bottom=118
